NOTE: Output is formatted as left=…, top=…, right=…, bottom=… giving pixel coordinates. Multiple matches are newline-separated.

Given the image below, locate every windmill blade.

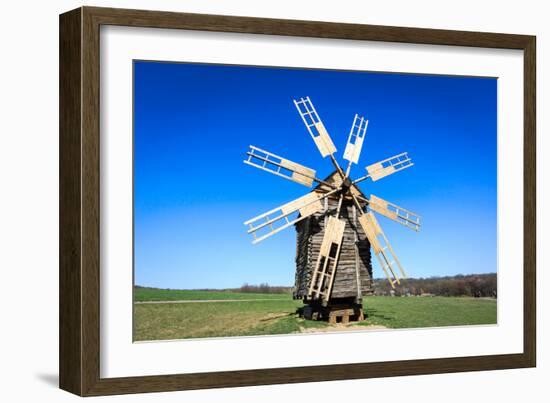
left=307, top=216, right=346, bottom=303
left=244, top=189, right=338, bottom=244
left=365, top=152, right=413, bottom=182
left=368, top=195, right=421, bottom=232
left=293, top=97, right=337, bottom=158
left=244, top=145, right=317, bottom=187
left=343, top=114, right=368, bottom=165
left=357, top=212, right=407, bottom=288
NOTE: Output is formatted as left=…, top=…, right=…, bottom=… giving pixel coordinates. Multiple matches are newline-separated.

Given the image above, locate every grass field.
left=135, top=287, right=288, bottom=302
left=133, top=289, right=497, bottom=341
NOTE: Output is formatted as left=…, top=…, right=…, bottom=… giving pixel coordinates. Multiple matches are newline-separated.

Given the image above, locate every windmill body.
left=243, top=97, right=421, bottom=321
left=294, top=172, right=373, bottom=303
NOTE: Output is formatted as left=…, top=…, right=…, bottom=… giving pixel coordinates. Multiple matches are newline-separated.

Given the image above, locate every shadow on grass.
left=362, top=307, right=396, bottom=323
left=258, top=312, right=297, bottom=322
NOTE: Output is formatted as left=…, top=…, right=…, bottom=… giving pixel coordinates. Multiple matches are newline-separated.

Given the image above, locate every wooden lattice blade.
left=243, top=145, right=317, bottom=187
left=365, top=152, right=413, bottom=182
left=368, top=194, right=421, bottom=232
left=293, top=97, right=337, bottom=158
left=244, top=190, right=336, bottom=244
left=308, top=216, right=346, bottom=302
left=343, top=114, right=368, bottom=165
left=357, top=212, right=407, bottom=288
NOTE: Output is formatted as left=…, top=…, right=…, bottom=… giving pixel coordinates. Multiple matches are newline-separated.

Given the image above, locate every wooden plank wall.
left=294, top=198, right=373, bottom=300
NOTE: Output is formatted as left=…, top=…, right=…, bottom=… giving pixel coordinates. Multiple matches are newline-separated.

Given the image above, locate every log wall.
left=294, top=197, right=374, bottom=301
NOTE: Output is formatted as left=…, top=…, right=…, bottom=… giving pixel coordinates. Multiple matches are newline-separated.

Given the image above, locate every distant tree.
left=238, top=283, right=292, bottom=294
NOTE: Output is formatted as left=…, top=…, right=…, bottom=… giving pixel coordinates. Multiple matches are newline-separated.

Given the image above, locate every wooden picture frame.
left=59, top=6, right=536, bottom=396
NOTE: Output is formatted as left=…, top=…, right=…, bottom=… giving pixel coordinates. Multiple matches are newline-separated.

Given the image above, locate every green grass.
left=359, top=296, right=497, bottom=329
left=133, top=290, right=497, bottom=341
left=134, top=288, right=291, bottom=302
left=134, top=299, right=308, bottom=340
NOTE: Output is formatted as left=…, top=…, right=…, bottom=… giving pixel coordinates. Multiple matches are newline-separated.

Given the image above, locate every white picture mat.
left=99, top=25, right=524, bottom=378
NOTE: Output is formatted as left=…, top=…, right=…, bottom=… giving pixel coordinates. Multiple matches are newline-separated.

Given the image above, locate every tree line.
left=137, top=273, right=497, bottom=297
left=373, top=273, right=497, bottom=297
left=238, top=282, right=293, bottom=294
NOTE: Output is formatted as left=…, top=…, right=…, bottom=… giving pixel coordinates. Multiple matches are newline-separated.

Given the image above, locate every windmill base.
left=300, top=300, right=365, bottom=323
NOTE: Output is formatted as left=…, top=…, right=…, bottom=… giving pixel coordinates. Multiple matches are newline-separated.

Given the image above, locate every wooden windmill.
left=243, top=97, right=421, bottom=322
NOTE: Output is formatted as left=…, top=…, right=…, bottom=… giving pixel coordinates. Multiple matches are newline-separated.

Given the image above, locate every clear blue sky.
left=134, top=61, right=497, bottom=289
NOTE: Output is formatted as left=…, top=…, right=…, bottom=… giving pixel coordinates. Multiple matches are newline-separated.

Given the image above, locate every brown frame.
left=59, top=6, right=536, bottom=396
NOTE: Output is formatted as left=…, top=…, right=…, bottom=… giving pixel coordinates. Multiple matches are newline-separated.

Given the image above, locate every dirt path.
left=135, top=298, right=290, bottom=304
left=300, top=324, right=387, bottom=333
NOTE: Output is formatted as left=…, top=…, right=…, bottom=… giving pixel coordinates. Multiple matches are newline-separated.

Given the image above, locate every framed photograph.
left=59, top=6, right=536, bottom=396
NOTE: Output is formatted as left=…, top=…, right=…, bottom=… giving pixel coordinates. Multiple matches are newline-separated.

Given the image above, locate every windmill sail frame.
left=343, top=114, right=368, bottom=165
left=243, top=97, right=420, bottom=298
left=294, top=97, right=337, bottom=158
left=244, top=145, right=317, bottom=187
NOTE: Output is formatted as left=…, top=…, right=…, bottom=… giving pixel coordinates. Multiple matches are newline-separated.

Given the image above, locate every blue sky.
left=134, top=61, right=497, bottom=289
